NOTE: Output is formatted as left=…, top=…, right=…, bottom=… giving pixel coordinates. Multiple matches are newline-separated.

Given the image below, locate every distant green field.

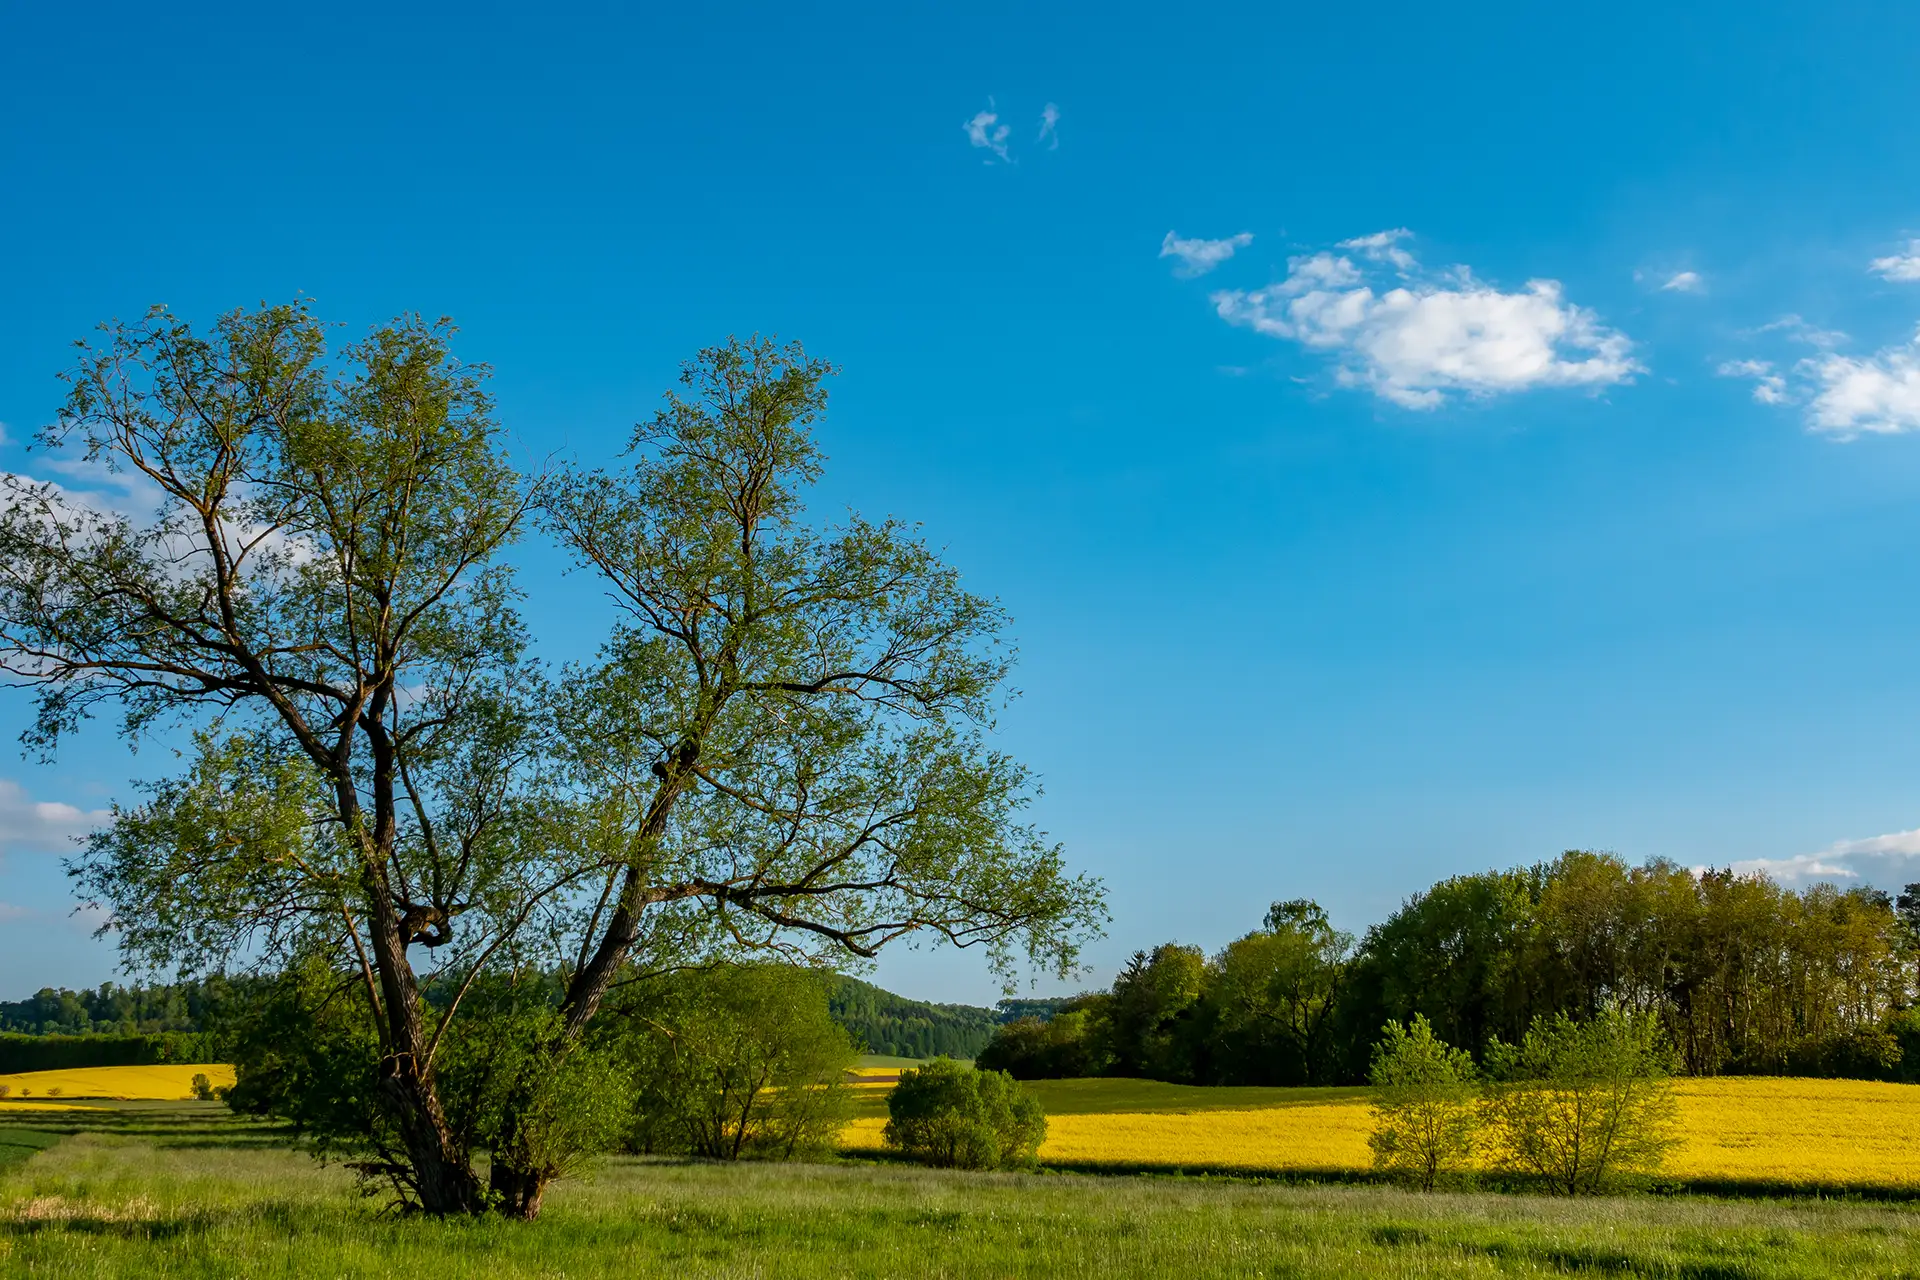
left=0, top=1126, right=63, bottom=1172
left=854, top=1053, right=931, bottom=1068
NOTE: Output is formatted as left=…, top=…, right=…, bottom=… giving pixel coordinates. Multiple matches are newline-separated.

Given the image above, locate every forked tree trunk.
left=364, top=860, right=486, bottom=1216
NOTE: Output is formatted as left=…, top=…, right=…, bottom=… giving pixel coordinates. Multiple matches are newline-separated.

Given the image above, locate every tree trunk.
left=380, top=1060, right=485, bottom=1215
left=489, top=1160, right=551, bottom=1220
left=364, top=859, right=485, bottom=1216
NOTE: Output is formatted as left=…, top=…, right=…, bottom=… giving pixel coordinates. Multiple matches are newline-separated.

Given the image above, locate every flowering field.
left=841, top=1075, right=1920, bottom=1192
left=0, top=1064, right=234, bottom=1104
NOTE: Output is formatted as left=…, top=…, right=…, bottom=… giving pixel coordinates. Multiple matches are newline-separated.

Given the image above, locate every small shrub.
left=0, top=1084, right=9, bottom=1099
left=191, top=1072, right=215, bottom=1101
left=883, top=1058, right=1045, bottom=1170
left=44, top=1087, right=62, bottom=1098
left=1367, top=1015, right=1479, bottom=1191
left=1483, top=1008, right=1677, bottom=1195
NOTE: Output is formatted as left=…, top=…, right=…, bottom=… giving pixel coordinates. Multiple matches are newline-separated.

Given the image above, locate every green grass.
left=0, top=1127, right=63, bottom=1173
left=4, top=1104, right=1920, bottom=1277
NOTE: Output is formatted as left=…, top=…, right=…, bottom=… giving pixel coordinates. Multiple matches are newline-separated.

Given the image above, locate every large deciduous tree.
left=0, top=308, right=1101, bottom=1219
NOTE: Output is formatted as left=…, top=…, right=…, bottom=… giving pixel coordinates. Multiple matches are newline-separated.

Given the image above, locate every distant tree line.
left=0, top=976, right=237, bottom=1037
left=0, top=972, right=1014, bottom=1068
left=979, top=851, right=1920, bottom=1086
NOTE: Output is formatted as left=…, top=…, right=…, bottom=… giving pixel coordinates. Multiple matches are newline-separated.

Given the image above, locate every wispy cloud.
left=1203, top=230, right=1639, bottom=409
left=1727, top=826, right=1920, bottom=885
left=1870, top=239, right=1920, bottom=283
left=963, top=101, right=1011, bottom=163
left=1661, top=270, right=1705, bottom=293
left=1337, top=228, right=1416, bottom=272
left=1159, top=231, right=1254, bottom=278
left=1754, top=314, right=1848, bottom=350
left=1037, top=103, right=1060, bottom=150
left=0, top=778, right=108, bottom=857
left=1715, top=359, right=1787, bottom=405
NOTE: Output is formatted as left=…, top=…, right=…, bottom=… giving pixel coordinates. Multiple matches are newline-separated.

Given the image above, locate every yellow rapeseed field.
left=841, top=1075, right=1920, bottom=1192
left=0, top=1064, right=234, bottom=1103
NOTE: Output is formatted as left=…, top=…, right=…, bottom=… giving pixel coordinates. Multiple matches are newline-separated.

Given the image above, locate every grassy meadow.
left=5, top=1068, right=1920, bottom=1276
left=3, top=1103, right=1920, bottom=1278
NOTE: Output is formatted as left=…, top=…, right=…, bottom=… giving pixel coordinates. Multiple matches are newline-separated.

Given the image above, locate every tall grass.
left=3, top=1105, right=1920, bottom=1277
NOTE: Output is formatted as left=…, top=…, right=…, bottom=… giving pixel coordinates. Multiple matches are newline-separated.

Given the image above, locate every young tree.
left=883, top=1058, right=1045, bottom=1169
left=1483, top=1009, right=1678, bottom=1195
left=1366, top=1015, right=1478, bottom=1191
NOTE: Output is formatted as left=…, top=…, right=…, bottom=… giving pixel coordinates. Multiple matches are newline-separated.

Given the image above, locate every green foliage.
left=975, top=998, right=1114, bottom=1079
left=1366, top=1015, right=1479, bottom=1191
left=222, top=960, right=633, bottom=1209
left=1204, top=902, right=1353, bottom=1086
left=824, top=976, right=996, bottom=1060
left=883, top=1058, right=1045, bottom=1169
left=1483, top=1009, right=1679, bottom=1195
left=1049, top=850, right=1920, bottom=1090
left=1106, top=944, right=1208, bottom=1080
left=616, top=964, right=856, bottom=1161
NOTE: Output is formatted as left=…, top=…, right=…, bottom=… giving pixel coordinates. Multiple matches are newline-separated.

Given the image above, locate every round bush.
left=882, top=1058, right=1045, bottom=1170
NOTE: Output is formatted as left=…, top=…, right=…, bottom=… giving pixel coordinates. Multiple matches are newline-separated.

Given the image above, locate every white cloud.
left=1723, top=323, right=1920, bottom=437
left=1160, top=231, right=1254, bottom=278
left=0, top=779, right=107, bottom=856
left=0, top=901, right=30, bottom=921
left=1802, top=332, right=1920, bottom=437
left=1870, top=240, right=1920, bottom=283
left=1661, top=271, right=1704, bottom=293
left=1716, top=359, right=1788, bottom=405
left=1037, top=103, right=1059, bottom=150
left=1206, top=231, right=1639, bottom=409
left=963, top=103, right=1011, bottom=163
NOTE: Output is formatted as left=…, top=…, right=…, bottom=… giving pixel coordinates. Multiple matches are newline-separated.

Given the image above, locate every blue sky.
left=5, top=1, right=1920, bottom=1003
